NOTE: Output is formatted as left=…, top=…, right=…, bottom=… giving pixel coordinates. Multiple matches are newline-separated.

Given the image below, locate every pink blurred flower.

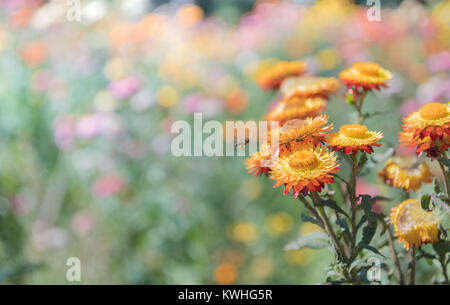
left=427, top=51, right=450, bottom=73
left=76, top=114, right=99, bottom=139
left=92, top=174, right=126, bottom=198
left=53, top=115, right=76, bottom=150
left=416, top=76, right=450, bottom=103
left=71, top=210, right=96, bottom=237
left=400, top=99, right=420, bottom=117
left=108, top=75, right=141, bottom=99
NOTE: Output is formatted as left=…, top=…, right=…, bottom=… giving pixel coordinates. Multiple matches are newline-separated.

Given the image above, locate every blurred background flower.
left=0, top=0, right=448, bottom=284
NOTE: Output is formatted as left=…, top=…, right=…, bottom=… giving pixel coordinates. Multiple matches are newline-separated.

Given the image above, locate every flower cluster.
left=247, top=61, right=388, bottom=198
left=247, top=58, right=449, bottom=285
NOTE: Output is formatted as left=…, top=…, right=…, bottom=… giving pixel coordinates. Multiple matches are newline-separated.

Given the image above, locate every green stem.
left=309, top=193, right=347, bottom=262
left=439, top=257, right=449, bottom=285
left=298, top=196, right=323, bottom=228
left=437, top=155, right=449, bottom=202
left=410, top=247, right=416, bottom=285
left=355, top=90, right=368, bottom=123
left=381, top=217, right=405, bottom=285
left=349, top=154, right=358, bottom=252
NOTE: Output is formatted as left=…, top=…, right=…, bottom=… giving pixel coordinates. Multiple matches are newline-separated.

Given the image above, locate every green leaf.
left=421, top=194, right=432, bottom=211
left=361, top=245, right=385, bottom=257
left=433, top=178, right=442, bottom=196
left=433, top=240, right=450, bottom=257
left=359, top=194, right=375, bottom=223
left=321, top=199, right=349, bottom=218
left=336, top=218, right=352, bottom=240
left=358, top=220, right=377, bottom=248
left=349, top=260, right=366, bottom=272
left=431, top=194, right=450, bottom=214
left=284, top=232, right=329, bottom=251
left=356, top=215, right=367, bottom=230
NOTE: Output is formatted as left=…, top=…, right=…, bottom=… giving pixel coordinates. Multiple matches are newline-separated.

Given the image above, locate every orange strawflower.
left=339, top=62, right=392, bottom=90
left=257, top=61, right=306, bottom=91
left=400, top=131, right=450, bottom=159
left=390, top=199, right=441, bottom=250
left=378, top=156, right=433, bottom=192
left=402, top=102, right=450, bottom=141
left=281, top=76, right=339, bottom=99
left=266, top=96, right=326, bottom=124
left=327, top=124, right=383, bottom=154
left=246, top=144, right=273, bottom=177
left=270, top=144, right=339, bottom=197
left=275, top=115, right=332, bottom=155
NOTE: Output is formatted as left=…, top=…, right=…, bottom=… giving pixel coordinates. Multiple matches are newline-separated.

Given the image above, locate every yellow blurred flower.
left=284, top=249, right=314, bottom=266
left=94, top=90, right=118, bottom=112
left=281, top=76, right=339, bottom=99
left=104, top=57, right=130, bottom=81
left=316, top=49, right=341, bottom=71
left=378, top=156, right=433, bottom=192
left=257, top=61, right=306, bottom=91
left=266, top=96, right=327, bottom=123
left=300, top=222, right=323, bottom=235
left=231, top=222, right=259, bottom=243
left=265, top=212, right=293, bottom=236
left=157, top=85, right=179, bottom=108
left=250, top=257, right=273, bottom=280
left=240, top=178, right=262, bottom=200
left=339, top=62, right=392, bottom=90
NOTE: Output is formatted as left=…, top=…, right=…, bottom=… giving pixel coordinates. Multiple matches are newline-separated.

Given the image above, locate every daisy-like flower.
left=339, top=62, right=392, bottom=90
left=246, top=144, right=273, bottom=176
left=400, top=102, right=450, bottom=158
left=390, top=199, right=441, bottom=250
left=281, top=76, right=339, bottom=99
left=266, top=96, right=327, bottom=123
left=257, top=61, right=306, bottom=91
left=400, top=130, right=450, bottom=159
left=327, top=124, right=383, bottom=154
left=270, top=144, right=340, bottom=197
left=275, top=115, right=333, bottom=156
left=378, top=156, right=433, bottom=192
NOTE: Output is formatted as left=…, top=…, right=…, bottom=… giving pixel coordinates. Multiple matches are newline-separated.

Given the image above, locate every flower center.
left=419, top=102, right=448, bottom=120
left=289, top=150, right=318, bottom=170
left=353, top=62, right=380, bottom=75
left=339, top=124, right=368, bottom=138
